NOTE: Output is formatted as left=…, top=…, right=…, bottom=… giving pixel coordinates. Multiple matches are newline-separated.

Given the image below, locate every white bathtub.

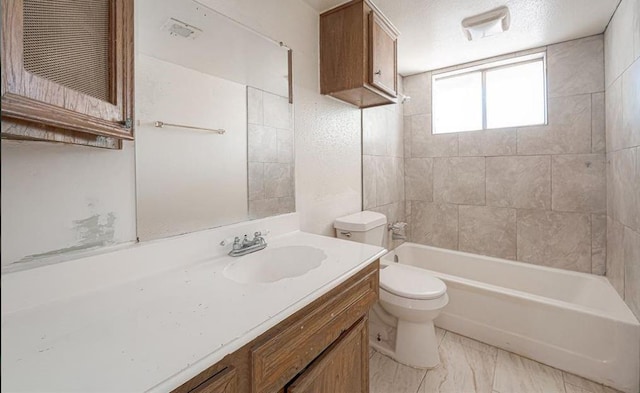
left=381, top=242, right=640, bottom=393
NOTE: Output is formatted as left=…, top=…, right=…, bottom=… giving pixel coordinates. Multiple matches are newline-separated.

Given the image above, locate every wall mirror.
left=135, top=0, right=294, bottom=241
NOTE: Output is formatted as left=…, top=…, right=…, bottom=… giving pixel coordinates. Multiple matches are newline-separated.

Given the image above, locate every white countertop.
left=1, top=231, right=385, bottom=392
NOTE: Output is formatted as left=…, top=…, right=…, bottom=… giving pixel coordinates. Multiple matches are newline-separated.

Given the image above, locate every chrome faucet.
left=228, top=231, right=267, bottom=257
left=388, top=222, right=408, bottom=240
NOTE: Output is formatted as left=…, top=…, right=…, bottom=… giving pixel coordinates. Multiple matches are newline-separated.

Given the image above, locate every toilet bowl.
left=333, top=211, right=448, bottom=368
left=378, top=263, right=448, bottom=368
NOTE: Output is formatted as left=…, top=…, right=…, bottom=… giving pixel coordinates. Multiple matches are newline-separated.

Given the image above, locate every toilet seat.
left=380, top=264, right=447, bottom=300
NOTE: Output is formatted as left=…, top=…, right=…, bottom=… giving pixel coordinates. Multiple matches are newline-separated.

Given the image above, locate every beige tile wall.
left=604, top=0, right=640, bottom=319
left=247, top=87, right=295, bottom=219
left=362, top=79, right=405, bottom=250
left=402, top=34, right=607, bottom=274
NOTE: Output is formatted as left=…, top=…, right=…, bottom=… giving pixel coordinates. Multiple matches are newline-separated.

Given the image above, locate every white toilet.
left=335, top=211, right=449, bottom=369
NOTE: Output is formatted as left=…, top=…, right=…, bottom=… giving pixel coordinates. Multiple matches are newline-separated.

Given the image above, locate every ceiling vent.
left=162, top=18, right=202, bottom=39
left=461, top=6, right=510, bottom=41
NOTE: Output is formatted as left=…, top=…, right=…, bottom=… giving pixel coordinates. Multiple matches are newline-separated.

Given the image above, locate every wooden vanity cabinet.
left=320, top=0, right=398, bottom=108
left=286, top=318, right=368, bottom=393
left=172, top=260, right=379, bottom=393
left=1, top=0, right=134, bottom=148
left=191, top=367, right=238, bottom=393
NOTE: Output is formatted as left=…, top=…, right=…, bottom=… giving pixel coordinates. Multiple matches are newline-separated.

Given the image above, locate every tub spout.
left=388, top=222, right=408, bottom=240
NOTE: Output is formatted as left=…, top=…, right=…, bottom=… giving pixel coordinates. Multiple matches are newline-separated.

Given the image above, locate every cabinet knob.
left=374, top=70, right=382, bottom=76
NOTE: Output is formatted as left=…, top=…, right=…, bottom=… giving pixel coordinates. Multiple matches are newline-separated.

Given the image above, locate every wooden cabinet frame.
left=1, top=0, right=134, bottom=143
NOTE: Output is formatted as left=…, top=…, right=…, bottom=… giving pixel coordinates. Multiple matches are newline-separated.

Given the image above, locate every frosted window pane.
left=486, top=61, right=545, bottom=129
left=433, top=72, right=482, bottom=134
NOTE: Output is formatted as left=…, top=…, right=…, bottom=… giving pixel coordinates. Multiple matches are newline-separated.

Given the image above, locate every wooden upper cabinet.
left=320, top=0, right=398, bottom=108
left=369, top=12, right=397, bottom=97
left=1, top=0, right=134, bottom=146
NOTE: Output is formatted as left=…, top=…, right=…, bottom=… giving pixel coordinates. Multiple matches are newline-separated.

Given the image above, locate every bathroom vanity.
left=1, top=216, right=386, bottom=392
left=175, top=261, right=378, bottom=393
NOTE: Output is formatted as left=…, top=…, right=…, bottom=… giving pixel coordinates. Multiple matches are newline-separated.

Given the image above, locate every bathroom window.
left=432, top=52, right=547, bottom=134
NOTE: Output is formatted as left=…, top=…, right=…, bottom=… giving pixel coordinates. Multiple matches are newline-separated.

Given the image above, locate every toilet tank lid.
left=334, top=211, right=387, bottom=231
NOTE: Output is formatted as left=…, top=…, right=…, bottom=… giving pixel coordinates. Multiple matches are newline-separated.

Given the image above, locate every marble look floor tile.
left=441, top=331, right=498, bottom=356
left=436, top=327, right=445, bottom=347
left=370, top=352, right=426, bottom=393
left=563, top=372, right=623, bottom=393
left=418, top=332, right=497, bottom=393
left=493, top=349, right=565, bottom=393
left=371, top=329, right=619, bottom=393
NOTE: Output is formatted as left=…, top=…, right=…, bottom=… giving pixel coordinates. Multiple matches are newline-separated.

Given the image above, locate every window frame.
left=431, top=51, right=548, bottom=134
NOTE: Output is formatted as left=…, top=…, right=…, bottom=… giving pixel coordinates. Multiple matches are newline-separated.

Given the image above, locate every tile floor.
left=369, top=328, right=622, bottom=393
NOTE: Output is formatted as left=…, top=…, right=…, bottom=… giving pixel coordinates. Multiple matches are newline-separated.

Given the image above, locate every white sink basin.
left=223, top=245, right=327, bottom=284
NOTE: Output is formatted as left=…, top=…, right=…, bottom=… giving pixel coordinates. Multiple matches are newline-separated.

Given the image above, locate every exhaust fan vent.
left=162, top=18, right=202, bottom=39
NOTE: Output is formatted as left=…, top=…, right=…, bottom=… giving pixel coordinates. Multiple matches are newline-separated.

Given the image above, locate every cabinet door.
left=190, top=367, right=237, bottom=393
left=286, top=318, right=369, bottom=393
left=368, top=11, right=397, bottom=97
left=1, top=0, right=134, bottom=140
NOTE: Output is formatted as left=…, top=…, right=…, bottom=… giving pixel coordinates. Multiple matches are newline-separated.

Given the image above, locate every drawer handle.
left=374, top=70, right=382, bottom=76
left=340, top=231, right=352, bottom=238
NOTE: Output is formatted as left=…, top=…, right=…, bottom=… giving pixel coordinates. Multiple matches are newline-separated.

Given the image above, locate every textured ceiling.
left=303, top=0, right=619, bottom=75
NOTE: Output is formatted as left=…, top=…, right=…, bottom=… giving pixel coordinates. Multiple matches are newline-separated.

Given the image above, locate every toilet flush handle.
left=339, top=231, right=352, bottom=238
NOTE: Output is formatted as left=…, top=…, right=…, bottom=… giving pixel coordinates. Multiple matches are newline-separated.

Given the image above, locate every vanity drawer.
left=251, top=265, right=378, bottom=393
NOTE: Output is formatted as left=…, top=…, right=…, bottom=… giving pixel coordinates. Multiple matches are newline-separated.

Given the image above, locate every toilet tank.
left=334, top=211, right=387, bottom=247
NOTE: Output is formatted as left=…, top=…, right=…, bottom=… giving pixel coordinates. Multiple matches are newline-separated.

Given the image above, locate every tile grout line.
left=491, top=344, right=500, bottom=392
left=414, top=368, right=428, bottom=393
left=560, top=369, right=569, bottom=393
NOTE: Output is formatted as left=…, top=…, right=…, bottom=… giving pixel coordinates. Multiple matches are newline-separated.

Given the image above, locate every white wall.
left=0, top=140, right=137, bottom=266
left=1, top=0, right=363, bottom=268
left=135, top=54, right=248, bottom=240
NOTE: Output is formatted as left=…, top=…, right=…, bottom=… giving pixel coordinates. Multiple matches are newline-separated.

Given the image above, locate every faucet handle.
left=219, top=237, right=237, bottom=246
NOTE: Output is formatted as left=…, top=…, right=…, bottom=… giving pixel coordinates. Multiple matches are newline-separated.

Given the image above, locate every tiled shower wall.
left=362, top=79, right=405, bottom=250
left=247, top=87, right=295, bottom=219
left=604, top=0, right=640, bottom=318
left=402, top=35, right=607, bottom=274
